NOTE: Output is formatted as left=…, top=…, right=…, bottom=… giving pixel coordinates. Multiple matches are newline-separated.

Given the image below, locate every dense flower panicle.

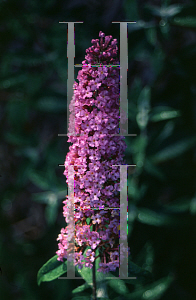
left=56, top=31, right=129, bottom=273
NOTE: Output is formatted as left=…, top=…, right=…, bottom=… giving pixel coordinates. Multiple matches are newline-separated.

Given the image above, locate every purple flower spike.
left=56, top=31, right=129, bottom=273
left=99, top=31, right=105, bottom=38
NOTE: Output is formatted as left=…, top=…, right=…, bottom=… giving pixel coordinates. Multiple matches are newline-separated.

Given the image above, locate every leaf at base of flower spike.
left=72, top=282, right=91, bottom=294
left=75, top=248, right=106, bottom=286
left=75, top=248, right=110, bottom=299
left=37, top=255, right=67, bottom=286
left=96, top=251, right=109, bottom=299
left=108, top=279, right=129, bottom=295
left=75, top=247, right=94, bottom=286
left=109, top=257, right=153, bottom=285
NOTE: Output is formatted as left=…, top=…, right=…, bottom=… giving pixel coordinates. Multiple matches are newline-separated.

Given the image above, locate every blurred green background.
left=0, top=0, right=196, bottom=299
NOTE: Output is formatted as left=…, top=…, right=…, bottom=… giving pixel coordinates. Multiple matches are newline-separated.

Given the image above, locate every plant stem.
left=92, top=223, right=97, bottom=300
left=92, top=260, right=97, bottom=300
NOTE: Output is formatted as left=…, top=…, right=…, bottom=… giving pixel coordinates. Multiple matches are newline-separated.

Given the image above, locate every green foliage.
left=171, top=16, right=196, bottom=27
left=1, top=0, right=196, bottom=299
left=108, top=279, right=129, bottom=295
left=127, top=260, right=153, bottom=283
left=28, top=169, right=51, bottom=190
left=72, top=282, right=91, bottom=294
left=145, top=4, right=184, bottom=18
left=136, top=208, right=174, bottom=227
left=75, top=248, right=106, bottom=286
left=150, top=136, right=196, bottom=164
left=149, top=106, right=181, bottom=122
left=37, top=255, right=67, bottom=286
left=117, top=275, right=174, bottom=300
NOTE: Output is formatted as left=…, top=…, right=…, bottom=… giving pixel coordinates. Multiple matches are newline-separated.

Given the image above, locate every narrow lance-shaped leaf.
left=149, top=136, right=196, bottom=164
left=37, top=255, right=67, bottom=286
left=171, top=16, right=196, bottom=28
left=72, top=282, right=91, bottom=295
left=108, top=278, right=129, bottom=295
left=114, top=275, right=173, bottom=300
left=149, top=106, right=181, bottom=122
left=145, top=4, right=184, bottom=18
left=136, top=207, right=174, bottom=227
left=75, top=248, right=106, bottom=286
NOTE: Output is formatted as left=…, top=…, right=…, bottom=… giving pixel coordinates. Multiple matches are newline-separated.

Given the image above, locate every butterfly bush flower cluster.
left=56, top=31, right=129, bottom=273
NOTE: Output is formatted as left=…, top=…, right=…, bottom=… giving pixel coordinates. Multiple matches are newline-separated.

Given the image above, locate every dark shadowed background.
left=0, top=0, right=196, bottom=299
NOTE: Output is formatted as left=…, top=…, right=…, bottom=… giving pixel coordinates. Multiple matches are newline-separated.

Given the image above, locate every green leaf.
left=118, top=275, right=173, bottom=300
left=190, top=197, right=196, bottom=214
left=95, top=250, right=109, bottom=299
left=86, top=218, right=91, bottom=225
left=131, top=135, right=148, bottom=155
left=37, top=255, right=67, bottom=286
left=146, top=28, right=157, bottom=46
left=108, top=258, right=152, bottom=286
left=171, top=16, right=196, bottom=27
left=127, top=260, right=153, bottom=284
left=145, top=4, right=184, bottom=18
left=72, top=283, right=91, bottom=294
left=76, top=248, right=105, bottom=286
left=140, top=275, right=173, bottom=299
left=164, top=197, right=191, bottom=213
left=32, top=190, right=66, bottom=204
left=128, top=20, right=155, bottom=32
left=45, top=200, right=58, bottom=225
left=75, top=248, right=110, bottom=299
left=27, top=169, right=50, bottom=190
left=150, top=136, right=196, bottom=163
left=144, top=159, right=165, bottom=181
left=136, top=87, right=151, bottom=130
left=152, top=121, right=174, bottom=146
left=149, top=106, right=181, bottom=122
left=15, top=147, right=39, bottom=164
left=108, top=278, right=129, bottom=295
left=137, top=208, right=174, bottom=226
left=76, top=249, right=93, bottom=286
left=137, top=208, right=194, bottom=228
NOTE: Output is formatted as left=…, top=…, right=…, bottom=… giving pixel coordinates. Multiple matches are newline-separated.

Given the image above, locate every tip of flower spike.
left=99, top=31, right=105, bottom=38
left=91, top=39, right=99, bottom=44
